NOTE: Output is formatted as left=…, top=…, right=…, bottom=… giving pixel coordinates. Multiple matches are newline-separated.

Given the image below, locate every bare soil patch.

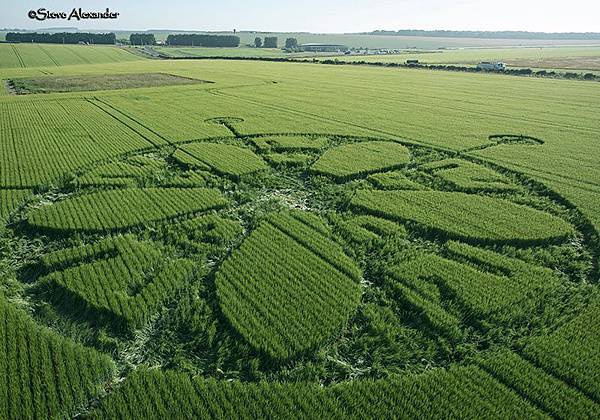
left=8, top=72, right=213, bottom=94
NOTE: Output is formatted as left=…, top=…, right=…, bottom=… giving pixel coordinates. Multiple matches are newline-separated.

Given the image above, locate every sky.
left=1, top=0, right=599, bottom=33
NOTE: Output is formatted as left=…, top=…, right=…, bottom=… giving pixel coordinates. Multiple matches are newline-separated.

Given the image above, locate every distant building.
left=299, top=43, right=348, bottom=52
left=477, top=61, right=506, bottom=71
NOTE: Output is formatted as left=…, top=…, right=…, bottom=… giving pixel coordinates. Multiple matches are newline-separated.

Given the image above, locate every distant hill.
left=366, top=30, right=600, bottom=40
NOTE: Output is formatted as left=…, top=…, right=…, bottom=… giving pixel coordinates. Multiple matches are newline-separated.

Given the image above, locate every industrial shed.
left=299, top=43, right=348, bottom=52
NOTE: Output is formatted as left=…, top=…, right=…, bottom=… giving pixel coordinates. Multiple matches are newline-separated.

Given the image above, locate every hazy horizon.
left=2, top=0, right=599, bottom=34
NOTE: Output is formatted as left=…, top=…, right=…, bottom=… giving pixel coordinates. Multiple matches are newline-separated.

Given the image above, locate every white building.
left=477, top=62, right=506, bottom=71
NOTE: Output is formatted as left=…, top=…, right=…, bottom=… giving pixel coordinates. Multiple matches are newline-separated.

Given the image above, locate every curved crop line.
left=393, top=138, right=597, bottom=272
left=33, top=119, right=597, bottom=281
left=204, top=117, right=245, bottom=137
left=208, top=89, right=439, bottom=148
left=461, top=134, right=545, bottom=153
left=204, top=117, right=245, bottom=124
left=488, top=134, right=544, bottom=145
left=459, top=154, right=599, bottom=280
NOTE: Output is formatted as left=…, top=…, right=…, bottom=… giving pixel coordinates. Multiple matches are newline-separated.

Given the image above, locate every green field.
left=148, top=44, right=600, bottom=72
left=0, top=45, right=599, bottom=418
left=0, top=43, right=141, bottom=68
left=9, top=29, right=600, bottom=49
left=153, top=46, right=290, bottom=58
left=329, top=46, right=600, bottom=71
left=130, top=30, right=600, bottom=48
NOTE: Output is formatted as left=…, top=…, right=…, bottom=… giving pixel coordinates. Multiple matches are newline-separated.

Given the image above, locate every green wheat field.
left=0, top=42, right=599, bottom=418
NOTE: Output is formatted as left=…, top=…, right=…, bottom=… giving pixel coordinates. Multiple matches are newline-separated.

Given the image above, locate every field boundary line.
left=143, top=52, right=600, bottom=82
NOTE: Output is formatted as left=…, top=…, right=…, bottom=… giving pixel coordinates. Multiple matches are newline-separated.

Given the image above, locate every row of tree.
left=253, top=37, right=298, bottom=49
left=254, top=36, right=277, bottom=48
left=165, top=34, right=240, bottom=47
left=6, top=32, right=300, bottom=49
left=130, top=33, right=156, bottom=45
left=5, top=32, right=116, bottom=44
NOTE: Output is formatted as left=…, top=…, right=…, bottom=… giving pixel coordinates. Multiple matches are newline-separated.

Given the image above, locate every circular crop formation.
left=3, top=121, right=597, bottom=418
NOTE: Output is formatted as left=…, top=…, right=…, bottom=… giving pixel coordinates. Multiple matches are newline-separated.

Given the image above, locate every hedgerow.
left=6, top=32, right=116, bottom=44
left=165, top=34, right=240, bottom=47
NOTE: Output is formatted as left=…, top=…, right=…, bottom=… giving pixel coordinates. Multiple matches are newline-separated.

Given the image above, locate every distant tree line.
left=6, top=32, right=116, bottom=44
left=285, top=38, right=298, bottom=49
left=368, top=29, right=600, bottom=40
left=166, top=34, right=240, bottom=47
left=130, top=33, right=156, bottom=45
left=263, top=37, right=278, bottom=48
left=253, top=36, right=280, bottom=48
